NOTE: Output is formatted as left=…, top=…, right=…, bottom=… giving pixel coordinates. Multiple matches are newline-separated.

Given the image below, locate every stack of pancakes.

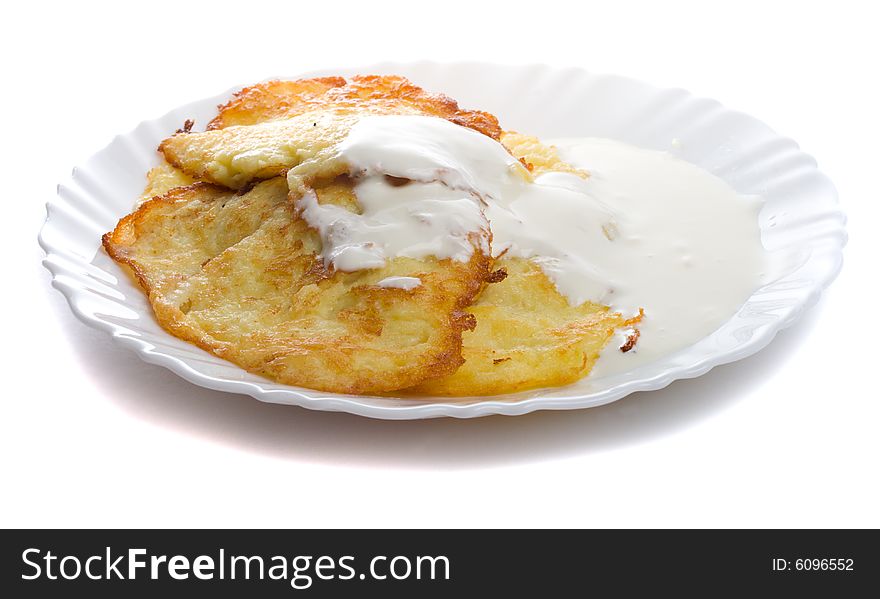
left=104, top=76, right=637, bottom=396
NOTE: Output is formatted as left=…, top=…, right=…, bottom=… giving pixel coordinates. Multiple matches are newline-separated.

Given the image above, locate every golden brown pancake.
left=159, top=76, right=503, bottom=190
left=138, top=161, right=196, bottom=205
left=103, top=178, right=491, bottom=394
left=409, top=258, right=639, bottom=396
left=206, top=75, right=502, bottom=140
left=113, top=75, right=636, bottom=396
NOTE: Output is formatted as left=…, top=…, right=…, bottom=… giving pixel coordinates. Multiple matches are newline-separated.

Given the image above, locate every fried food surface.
left=160, top=109, right=359, bottom=189
left=161, top=75, right=503, bottom=190
left=139, top=161, right=196, bottom=205
left=104, top=178, right=491, bottom=394
left=208, top=75, right=501, bottom=140
left=108, top=74, right=636, bottom=396
left=409, top=258, right=632, bottom=396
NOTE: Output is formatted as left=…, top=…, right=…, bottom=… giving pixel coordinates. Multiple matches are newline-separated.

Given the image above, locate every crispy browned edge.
left=101, top=183, right=495, bottom=394
left=205, top=75, right=503, bottom=140
left=206, top=76, right=345, bottom=130
left=100, top=182, right=223, bottom=300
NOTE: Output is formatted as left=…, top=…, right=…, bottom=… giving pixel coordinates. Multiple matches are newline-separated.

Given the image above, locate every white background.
left=3, top=0, right=877, bottom=527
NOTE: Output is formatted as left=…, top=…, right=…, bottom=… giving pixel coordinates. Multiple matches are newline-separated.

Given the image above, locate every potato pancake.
left=104, top=178, right=491, bottom=394
left=207, top=75, right=502, bottom=140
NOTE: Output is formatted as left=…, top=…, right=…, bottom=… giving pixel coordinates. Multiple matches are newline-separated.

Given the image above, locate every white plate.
left=39, top=62, right=846, bottom=419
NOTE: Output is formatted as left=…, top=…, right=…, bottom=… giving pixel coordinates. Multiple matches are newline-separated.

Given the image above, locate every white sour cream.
left=376, top=276, right=422, bottom=290
left=299, top=178, right=488, bottom=272
left=337, top=114, right=524, bottom=200
left=484, top=172, right=619, bottom=306
left=550, top=138, right=767, bottom=375
left=296, top=115, right=768, bottom=376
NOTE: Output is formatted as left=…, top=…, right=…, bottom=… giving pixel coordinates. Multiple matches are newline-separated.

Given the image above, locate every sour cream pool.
left=551, top=137, right=768, bottom=376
